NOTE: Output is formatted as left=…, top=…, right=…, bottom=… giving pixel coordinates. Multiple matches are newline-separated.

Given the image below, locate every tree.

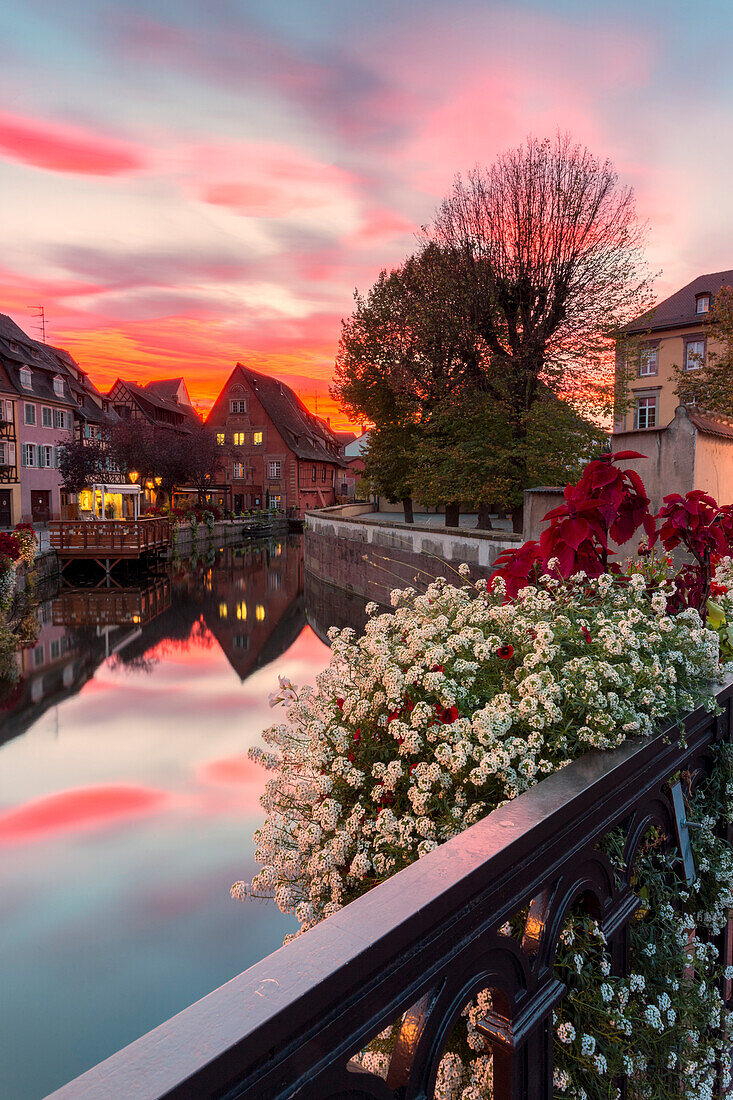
left=427, top=134, right=650, bottom=526
left=362, top=424, right=420, bottom=523
left=57, top=437, right=109, bottom=493
left=184, top=424, right=226, bottom=503
left=674, top=284, right=733, bottom=413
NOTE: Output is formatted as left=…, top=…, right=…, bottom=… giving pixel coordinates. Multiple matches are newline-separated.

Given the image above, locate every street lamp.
left=154, top=477, right=162, bottom=487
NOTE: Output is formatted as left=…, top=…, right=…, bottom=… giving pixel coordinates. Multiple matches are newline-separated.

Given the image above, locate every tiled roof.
left=214, top=363, right=347, bottom=465
left=688, top=410, right=733, bottom=440
left=626, top=270, right=733, bottom=334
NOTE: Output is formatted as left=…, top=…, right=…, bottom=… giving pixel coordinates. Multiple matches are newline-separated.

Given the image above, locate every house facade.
left=206, top=364, right=346, bottom=515
left=107, top=377, right=200, bottom=432
left=615, top=270, right=733, bottom=434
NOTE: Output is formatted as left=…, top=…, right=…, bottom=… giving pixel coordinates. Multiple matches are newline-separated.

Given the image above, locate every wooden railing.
left=47, top=680, right=733, bottom=1100
left=49, top=518, right=169, bottom=558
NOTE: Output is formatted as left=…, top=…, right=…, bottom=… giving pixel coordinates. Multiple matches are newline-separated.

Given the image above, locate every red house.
left=206, top=364, right=346, bottom=515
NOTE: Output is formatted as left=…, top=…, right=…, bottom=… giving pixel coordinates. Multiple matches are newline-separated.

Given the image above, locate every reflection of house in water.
left=201, top=538, right=305, bottom=680
left=0, top=539, right=309, bottom=747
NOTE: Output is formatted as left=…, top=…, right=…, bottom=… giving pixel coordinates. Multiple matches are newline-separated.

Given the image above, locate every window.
left=232, top=635, right=248, bottom=650
left=76, top=394, right=85, bottom=407
left=24, top=403, right=36, bottom=425
left=269, top=461, right=281, bottom=479
left=312, top=465, right=317, bottom=480
left=39, top=446, right=53, bottom=469
left=53, top=376, right=65, bottom=397
left=22, top=444, right=36, bottom=467
left=19, top=367, right=32, bottom=389
left=53, top=409, right=69, bottom=429
left=219, top=602, right=228, bottom=619
left=321, top=465, right=327, bottom=481
left=685, top=339, right=705, bottom=370
left=696, top=295, right=710, bottom=314
left=216, top=432, right=225, bottom=446
left=236, top=601, right=247, bottom=620
left=233, top=432, right=245, bottom=446
left=255, top=604, right=266, bottom=622
left=0, top=443, right=6, bottom=466
left=635, top=395, right=657, bottom=430
left=42, top=406, right=52, bottom=427
left=0, top=400, right=11, bottom=423
left=253, top=430, right=263, bottom=445
left=50, top=639, right=60, bottom=660
left=229, top=399, right=247, bottom=414
left=33, top=645, right=44, bottom=668
left=270, top=495, right=281, bottom=510
left=639, top=348, right=658, bottom=377
left=233, top=462, right=244, bottom=478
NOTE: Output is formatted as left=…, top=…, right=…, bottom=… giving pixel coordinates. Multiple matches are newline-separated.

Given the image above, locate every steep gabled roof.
left=212, top=363, right=347, bottom=465
left=626, top=270, right=733, bottom=334
left=112, top=379, right=200, bottom=427
left=688, top=410, right=733, bottom=440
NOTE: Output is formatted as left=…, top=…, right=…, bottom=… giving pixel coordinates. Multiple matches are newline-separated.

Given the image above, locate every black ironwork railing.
left=47, top=679, right=733, bottom=1100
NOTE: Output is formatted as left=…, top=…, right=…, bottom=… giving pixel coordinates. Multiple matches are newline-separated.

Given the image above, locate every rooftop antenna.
left=28, top=305, right=46, bottom=343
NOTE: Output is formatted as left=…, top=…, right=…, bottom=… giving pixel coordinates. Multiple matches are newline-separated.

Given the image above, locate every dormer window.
left=19, top=367, right=32, bottom=389
left=53, top=376, right=65, bottom=397
left=696, top=294, right=710, bottom=314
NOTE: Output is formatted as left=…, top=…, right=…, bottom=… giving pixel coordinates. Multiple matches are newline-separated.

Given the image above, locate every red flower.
left=497, top=645, right=514, bottom=659
left=431, top=664, right=445, bottom=673
left=387, top=709, right=400, bottom=723
left=336, top=698, right=344, bottom=710
left=353, top=729, right=361, bottom=742
left=581, top=627, right=592, bottom=644
left=347, top=751, right=355, bottom=763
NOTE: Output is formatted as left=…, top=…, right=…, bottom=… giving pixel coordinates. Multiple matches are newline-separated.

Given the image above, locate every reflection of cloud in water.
left=0, top=784, right=175, bottom=845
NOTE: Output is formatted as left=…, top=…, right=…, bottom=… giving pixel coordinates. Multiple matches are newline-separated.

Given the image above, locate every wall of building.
left=693, top=434, right=733, bottom=505
left=611, top=407, right=697, bottom=514
left=305, top=510, right=520, bottom=605
left=616, top=326, right=723, bottom=434
left=17, top=399, right=72, bottom=521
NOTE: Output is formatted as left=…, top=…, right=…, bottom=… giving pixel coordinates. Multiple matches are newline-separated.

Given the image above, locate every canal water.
left=0, top=537, right=356, bottom=1099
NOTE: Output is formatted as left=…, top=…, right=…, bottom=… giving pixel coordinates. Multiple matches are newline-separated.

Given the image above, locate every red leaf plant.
left=490, top=453, right=733, bottom=624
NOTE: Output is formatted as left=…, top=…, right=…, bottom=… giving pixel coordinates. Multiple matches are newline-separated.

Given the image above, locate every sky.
left=1, top=1, right=733, bottom=429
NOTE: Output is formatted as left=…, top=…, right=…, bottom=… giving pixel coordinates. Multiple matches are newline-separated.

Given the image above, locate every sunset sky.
left=1, top=1, right=732, bottom=429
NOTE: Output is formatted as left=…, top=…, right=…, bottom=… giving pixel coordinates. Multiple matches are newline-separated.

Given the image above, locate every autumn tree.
left=184, top=424, right=226, bottom=503
left=674, top=284, right=733, bottom=413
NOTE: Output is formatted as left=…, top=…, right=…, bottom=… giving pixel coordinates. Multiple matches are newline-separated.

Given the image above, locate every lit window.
left=639, top=349, right=658, bottom=377
left=233, top=432, right=245, bottom=446
left=253, top=431, right=263, bottom=445
left=236, top=601, right=247, bottom=620
left=275, top=543, right=282, bottom=556
left=635, top=395, right=657, bottom=429
left=233, top=462, right=244, bottom=478
left=53, top=376, right=65, bottom=397
left=270, top=495, right=281, bottom=509
left=24, top=403, right=36, bottom=425
left=19, top=367, right=32, bottom=388
left=696, top=295, right=710, bottom=314
left=685, top=340, right=704, bottom=370
left=269, top=461, right=281, bottom=479
left=216, top=432, right=225, bottom=446
left=255, top=604, right=265, bottom=621
left=42, top=406, right=52, bottom=427
left=230, top=400, right=247, bottom=414
left=219, top=602, right=228, bottom=619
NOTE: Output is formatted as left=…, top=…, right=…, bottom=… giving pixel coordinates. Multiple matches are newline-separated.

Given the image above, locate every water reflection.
left=0, top=537, right=356, bottom=1100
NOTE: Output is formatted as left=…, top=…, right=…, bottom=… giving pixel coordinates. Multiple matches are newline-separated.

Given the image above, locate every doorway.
left=31, top=490, right=51, bottom=524
left=0, top=489, right=10, bottom=527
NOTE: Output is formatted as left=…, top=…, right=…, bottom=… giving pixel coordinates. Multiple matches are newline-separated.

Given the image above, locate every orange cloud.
left=0, top=111, right=145, bottom=176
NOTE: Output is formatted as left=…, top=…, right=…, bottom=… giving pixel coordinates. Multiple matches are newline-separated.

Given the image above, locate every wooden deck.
left=49, top=518, right=170, bottom=562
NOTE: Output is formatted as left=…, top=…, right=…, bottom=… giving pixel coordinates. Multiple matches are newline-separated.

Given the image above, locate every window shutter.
left=8, top=443, right=15, bottom=466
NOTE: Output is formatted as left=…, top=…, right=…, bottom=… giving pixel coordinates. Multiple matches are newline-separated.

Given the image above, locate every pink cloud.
left=0, top=111, right=145, bottom=176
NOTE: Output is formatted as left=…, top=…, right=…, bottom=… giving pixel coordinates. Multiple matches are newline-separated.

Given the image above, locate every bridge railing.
left=47, top=680, right=733, bottom=1100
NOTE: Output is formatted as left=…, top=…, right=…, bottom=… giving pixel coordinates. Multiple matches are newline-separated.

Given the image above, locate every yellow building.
left=615, top=269, right=733, bottom=434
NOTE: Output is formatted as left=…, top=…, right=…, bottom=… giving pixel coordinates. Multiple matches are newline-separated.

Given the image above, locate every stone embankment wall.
left=304, top=506, right=521, bottom=606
